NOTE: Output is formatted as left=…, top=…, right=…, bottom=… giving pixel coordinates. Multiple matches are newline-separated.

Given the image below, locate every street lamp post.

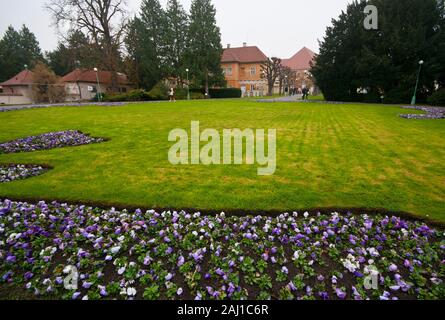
left=186, top=68, right=190, bottom=100
left=285, top=75, right=288, bottom=96
left=411, top=60, right=424, bottom=106
left=94, top=68, right=102, bottom=102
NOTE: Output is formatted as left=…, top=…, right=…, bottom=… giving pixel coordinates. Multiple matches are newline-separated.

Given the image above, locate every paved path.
left=0, top=102, right=129, bottom=112
left=257, top=95, right=304, bottom=102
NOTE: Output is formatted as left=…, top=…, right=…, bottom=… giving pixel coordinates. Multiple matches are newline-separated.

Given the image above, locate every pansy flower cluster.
left=0, top=130, right=105, bottom=154
left=0, top=200, right=443, bottom=300
left=0, top=165, right=48, bottom=183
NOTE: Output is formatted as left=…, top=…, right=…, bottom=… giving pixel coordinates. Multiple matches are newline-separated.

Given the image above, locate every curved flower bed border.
left=0, top=200, right=443, bottom=301
left=0, top=165, right=50, bottom=183
left=0, top=130, right=106, bottom=154
left=400, top=106, right=445, bottom=119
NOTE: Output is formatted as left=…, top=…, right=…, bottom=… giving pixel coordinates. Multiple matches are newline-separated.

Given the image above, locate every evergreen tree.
left=125, top=0, right=168, bottom=90
left=187, top=0, right=224, bottom=94
left=47, top=30, right=103, bottom=76
left=0, top=25, right=43, bottom=82
left=311, top=0, right=445, bottom=103
left=165, top=0, right=189, bottom=82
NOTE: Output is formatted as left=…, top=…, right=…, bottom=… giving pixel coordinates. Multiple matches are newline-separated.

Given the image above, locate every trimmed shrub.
left=427, top=89, right=445, bottom=106
left=173, top=88, right=206, bottom=100
left=174, top=88, right=189, bottom=100
left=383, top=88, right=412, bottom=104
left=92, top=93, right=106, bottom=102
left=362, top=92, right=382, bottom=103
left=126, top=89, right=151, bottom=101
left=190, top=92, right=205, bottom=100
left=92, top=84, right=209, bottom=102
left=208, top=88, right=242, bottom=99
left=148, top=82, right=169, bottom=101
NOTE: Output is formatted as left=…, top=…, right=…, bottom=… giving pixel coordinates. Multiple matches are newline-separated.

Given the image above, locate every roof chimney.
left=227, top=44, right=231, bottom=49
left=243, top=42, right=247, bottom=47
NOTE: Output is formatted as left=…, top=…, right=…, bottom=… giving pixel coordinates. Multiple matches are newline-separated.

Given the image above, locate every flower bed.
left=0, top=165, right=48, bottom=183
left=0, top=200, right=443, bottom=300
left=0, top=130, right=105, bottom=154
left=400, top=106, right=445, bottom=119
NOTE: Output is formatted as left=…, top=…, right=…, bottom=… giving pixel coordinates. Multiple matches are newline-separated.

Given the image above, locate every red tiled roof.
left=0, top=70, right=34, bottom=86
left=282, top=47, right=316, bottom=71
left=61, top=69, right=130, bottom=85
left=221, top=46, right=268, bottom=63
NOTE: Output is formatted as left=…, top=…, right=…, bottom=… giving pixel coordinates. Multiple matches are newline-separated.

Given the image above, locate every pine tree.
left=187, top=0, right=224, bottom=94
left=0, top=25, right=43, bottom=82
left=311, top=0, right=445, bottom=103
left=165, top=0, right=189, bottom=82
left=125, top=0, right=168, bottom=90
left=47, top=30, right=103, bottom=76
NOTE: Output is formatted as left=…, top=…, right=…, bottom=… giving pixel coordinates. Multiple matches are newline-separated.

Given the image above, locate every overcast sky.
left=0, top=0, right=353, bottom=58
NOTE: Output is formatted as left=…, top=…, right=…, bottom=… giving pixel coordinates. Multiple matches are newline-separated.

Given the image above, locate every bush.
left=126, top=89, right=151, bottom=101
left=362, top=92, right=382, bottom=103
left=93, top=88, right=165, bottom=102
left=93, top=84, right=210, bottom=102
left=427, top=89, right=445, bottom=106
left=173, top=88, right=205, bottom=100
left=208, top=88, right=242, bottom=99
left=174, top=88, right=188, bottom=100
left=190, top=92, right=205, bottom=100
left=148, top=82, right=169, bottom=101
left=383, top=88, right=412, bottom=104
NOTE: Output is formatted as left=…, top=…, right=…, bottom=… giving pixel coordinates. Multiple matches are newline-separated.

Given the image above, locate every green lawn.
left=0, top=100, right=444, bottom=222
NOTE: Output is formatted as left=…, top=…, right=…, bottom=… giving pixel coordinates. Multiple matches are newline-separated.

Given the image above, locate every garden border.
left=0, top=196, right=443, bottom=229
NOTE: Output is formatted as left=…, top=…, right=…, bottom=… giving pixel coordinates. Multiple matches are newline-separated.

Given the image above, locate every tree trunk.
left=205, top=70, right=209, bottom=97
left=268, top=83, right=274, bottom=96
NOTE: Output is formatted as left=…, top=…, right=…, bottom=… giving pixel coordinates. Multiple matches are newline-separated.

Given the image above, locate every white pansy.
left=110, top=246, right=121, bottom=254
left=341, top=254, right=360, bottom=273
left=127, top=287, right=137, bottom=296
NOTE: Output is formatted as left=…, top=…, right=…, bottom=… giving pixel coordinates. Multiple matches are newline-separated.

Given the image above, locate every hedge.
left=427, top=89, right=445, bottom=106
left=208, top=88, right=242, bottom=99
left=93, top=86, right=241, bottom=102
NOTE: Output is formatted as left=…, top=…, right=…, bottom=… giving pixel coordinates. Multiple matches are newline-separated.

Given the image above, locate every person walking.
left=302, top=87, right=309, bottom=100
left=169, top=88, right=176, bottom=102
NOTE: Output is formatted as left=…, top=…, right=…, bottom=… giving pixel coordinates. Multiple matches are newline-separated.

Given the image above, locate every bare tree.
left=46, top=0, right=128, bottom=90
left=261, top=57, right=282, bottom=96
left=295, top=70, right=315, bottom=92
left=31, top=61, right=66, bottom=103
left=277, top=66, right=296, bottom=95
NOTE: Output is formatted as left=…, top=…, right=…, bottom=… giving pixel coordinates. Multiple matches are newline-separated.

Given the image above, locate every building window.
left=121, top=87, right=127, bottom=93
left=224, top=67, right=232, bottom=76
left=87, top=85, right=97, bottom=93
left=0, top=86, right=3, bottom=93
left=250, top=67, right=256, bottom=76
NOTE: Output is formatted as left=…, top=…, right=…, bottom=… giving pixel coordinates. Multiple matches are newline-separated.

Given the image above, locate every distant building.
left=0, top=68, right=134, bottom=105
left=282, top=47, right=318, bottom=94
left=62, top=69, right=134, bottom=101
left=221, top=43, right=268, bottom=97
left=0, top=70, right=34, bottom=105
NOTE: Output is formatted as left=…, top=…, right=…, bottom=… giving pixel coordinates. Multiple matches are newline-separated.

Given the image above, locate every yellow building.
left=221, top=43, right=268, bottom=97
